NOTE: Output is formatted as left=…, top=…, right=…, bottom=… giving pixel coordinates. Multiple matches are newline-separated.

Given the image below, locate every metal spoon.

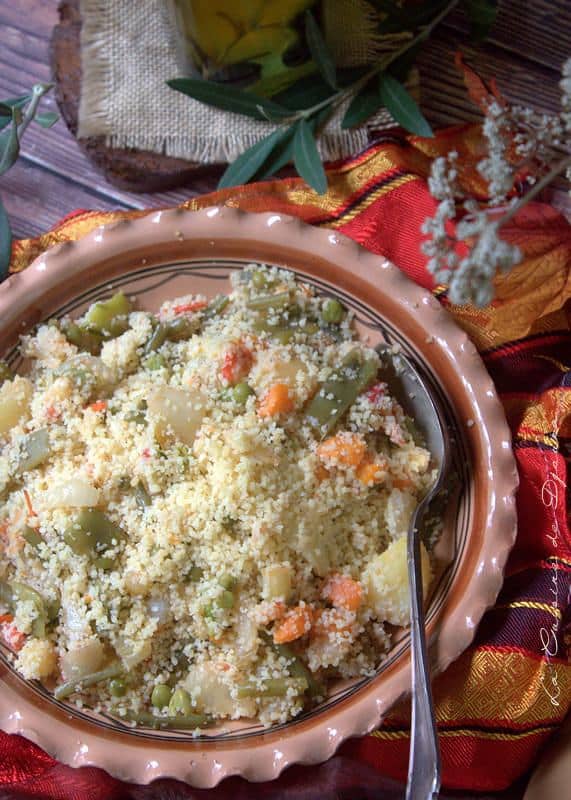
left=376, top=344, right=450, bottom=800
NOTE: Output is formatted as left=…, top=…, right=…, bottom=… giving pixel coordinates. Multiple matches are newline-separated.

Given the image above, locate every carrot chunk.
left=316, top=432, right=366, bottom=468
left=322, top=574, right=363, bottom=611
left=273, top=605, right=314, bottom=644
left=221, top=343, right=253, bottom=385
left=258, top=383, right=294, bottom=418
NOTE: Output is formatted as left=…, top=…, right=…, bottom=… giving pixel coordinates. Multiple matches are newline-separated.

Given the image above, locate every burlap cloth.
left=77, top=0, right=397, bottom=163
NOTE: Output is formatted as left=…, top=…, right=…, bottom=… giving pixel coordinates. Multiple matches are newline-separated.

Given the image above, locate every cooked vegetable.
left=16, top=429, right=50, bottom=473
left=204, top=295, right=230, bottom=318
left=151, top=683, right=172, bottom=708
left=109, top=678, right=127, bottom=697
left=355, top=459, right=386, bottom=486
left=273, top=605, right=313, bottom=644
left=218, top=574, right=236, bottom=590
left=123, top=710, right=210, bottom=729
left=56, top=355, right=114, bottom=401
left=11, top=581, right=48, bottom=638
left=145, top=323, right=168, bottom=353
left=321, top=298, right=345, bottom=324
left=216, top=590, right=235, bottom=609
left=45, top=479, right=100, bottom=509
left=246, top=291, right=291, bottom=311
left=305, top=350, right=378, bottom=435
left=144, top=353, right=167, bottom=371
left=168, top=687, right=192, bottom=716
left=262, top=564, right=292, bottom=601
left=60, top=320, right=103, bottom=355
left=322, top=574, right=363, bottom=611
left=147, top=386, right=207, bottom=446
left=60, top=639, right=107, bottom=681
left=22, top=525, right=43, bottom=548
left=0, top=376, right=32, bottom=436
left=232, top=381, right=253, bottom=405
left=220, top=343, right=253, bottom=385
left=54, top=661, right=124, bottom=700
left=166, top=316, right=198, bottom=342
left=316, top=433, right=366, bottom=468
left=236, top=677, right=308, bottom=698
left=64, top=508, right=124, bottom=557
left=258, top=383, right=294, bottom=418
left=83, top=292, right=132, bottom=338
left=135, top=482, right=151, bottom=509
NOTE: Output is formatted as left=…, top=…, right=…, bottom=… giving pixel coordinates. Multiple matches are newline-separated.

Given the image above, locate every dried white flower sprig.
left=422, top=57, right=571, bottom=307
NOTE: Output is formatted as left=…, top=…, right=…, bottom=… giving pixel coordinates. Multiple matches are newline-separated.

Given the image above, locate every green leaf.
left=218, top=127, right=290, bottom=189
left=34, top=111, right=59, bottom=129
left=0, top=110, right=20, bottom=177
left=378, top=73, right=433, bottom=137
left=0, top=95, right=30, bottom=111
left=305, top=11, right=337, bottom=90
left=167, top=78, right=291, bottom=122
left=257, top=109, right=330, bottom=180
left=464, top=0, right=498, bottom=40
left=274, top=76, right=334, bottom=110
left=0, top=196, right=12, bottom=281
left=342, top=79, right=382, bottom=129
left=293, top=119, right=327, bottom=195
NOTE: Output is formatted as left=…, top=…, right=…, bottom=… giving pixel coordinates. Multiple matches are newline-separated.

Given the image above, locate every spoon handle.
left=405, top=498, right=441, bottom=800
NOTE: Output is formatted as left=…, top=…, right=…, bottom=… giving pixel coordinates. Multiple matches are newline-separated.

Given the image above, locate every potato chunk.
left=363, top=536, right=432, bottom=626
left=0, top=376, right=32, bottom=435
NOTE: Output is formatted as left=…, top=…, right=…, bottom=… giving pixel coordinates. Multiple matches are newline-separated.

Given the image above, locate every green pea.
left=109, top=678, right=127, bottom=698
left=144, top=353, right=167, bottom=371
left=322, top=298, right=345, bottom=324
left=232, top=382, right=253, bottom=405
left=168, top=687, right=192, bottom=716
left=151, top=683, right=172, bottom=709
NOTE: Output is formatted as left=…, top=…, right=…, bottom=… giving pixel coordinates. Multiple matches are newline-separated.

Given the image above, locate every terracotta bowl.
left=0, top=207, right=518, bottom=787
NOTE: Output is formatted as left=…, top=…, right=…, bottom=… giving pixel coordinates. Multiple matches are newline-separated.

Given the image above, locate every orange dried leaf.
left=455, top=51, right=506, bottom=112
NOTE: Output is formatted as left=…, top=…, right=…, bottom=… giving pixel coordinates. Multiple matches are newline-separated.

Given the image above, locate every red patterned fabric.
left=3, top=131, right=571, bottom=797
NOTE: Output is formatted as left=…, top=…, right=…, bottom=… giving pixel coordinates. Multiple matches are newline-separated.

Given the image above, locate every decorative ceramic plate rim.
left=0, top=207, right=519, bottom=788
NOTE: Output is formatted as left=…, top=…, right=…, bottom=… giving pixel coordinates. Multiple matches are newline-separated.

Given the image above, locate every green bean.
left=83, top=292, right=132, bottom=338
left=60, top=320, right=103, bottom=356
left=168, top=687, right=192, bottom=716
left=135, top=482, right=151, bottom=510
left=11, top=582, right=48, bottom=638
left=236, top=677, right=308, bottom=698
left=54, top=661, right=124, bottom=700
left=251, top=270, right=271, bottom=290
left=0, top=579, right=13, bottom=607
left=47, top=599, right=61, bottom=623
left=0, top=360, right=13, bottom=385
left=93, top=556, right=115, bottom=570
left=109, top=678, right=127, bottom=698
left=274, top=643, right=324, bottom=699
left=22, top=525, right=43, bottom=548
left=151, top=683, right=172, bottom=709
left=305, top=350, right=378, bottom=435
left=165, top=317, right=198, bottom=342
left=16, top=429, right=50, bottom=472
left=187, top=565, right=203, bottom=582
left=232, top=382, right=253, bottom=405
left=321, top=298, right=345, bottom=324
left=218, top=574, right=236, bottom=591
left=204, top=295, right=230, bottom=318
left=64, top=508, right=125, bottom=557
left=246, top=291, right=292, bottom=311
left=122, top=710, right=210, bottom=729
left=145, top=323, right=168, bottom=353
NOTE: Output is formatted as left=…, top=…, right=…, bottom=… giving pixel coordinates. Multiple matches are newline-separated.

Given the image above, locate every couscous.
left=0, top=265, right=434, bottom=729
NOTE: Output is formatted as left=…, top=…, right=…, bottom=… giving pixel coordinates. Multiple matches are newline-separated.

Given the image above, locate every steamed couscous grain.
left=0, top=266, right=436, bottom=728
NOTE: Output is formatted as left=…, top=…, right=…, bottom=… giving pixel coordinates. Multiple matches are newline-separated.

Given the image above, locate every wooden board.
left=49, top=0, right=222, bottom=192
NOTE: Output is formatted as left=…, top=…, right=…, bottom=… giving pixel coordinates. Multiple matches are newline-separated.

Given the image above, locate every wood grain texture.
left=0, top=0, right=568, bottom=239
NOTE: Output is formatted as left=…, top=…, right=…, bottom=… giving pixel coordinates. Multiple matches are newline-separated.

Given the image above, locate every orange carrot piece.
left=89, top=400, right=107, bottom=413
left=322, top=574, right=363, bottom=611
left=258, top=383, right=294, bottom=418
left=316, top=433, right=366, bottom=468
left=0, top=620, right=26, bottom=652
left=355, top=460, right=385, bottom=486
left=392, top=476, right=413, bottom=490
left=173, top=299, right=208, bottom=314
left=311, top=608, right=355, bottom=638
left=315, top=463, right=329, bottom=482
left=273, top=605, right=314, bottom=644
left=0, top=614, right=13, bottom=625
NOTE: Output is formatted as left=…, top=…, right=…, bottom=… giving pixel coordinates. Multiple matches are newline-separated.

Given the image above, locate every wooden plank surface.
left=0, top=0, right=568, bottom=240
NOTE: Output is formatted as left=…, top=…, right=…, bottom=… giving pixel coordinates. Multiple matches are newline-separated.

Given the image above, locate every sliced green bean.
left=236, top=677, right=308, bottom=698
left=204, top=295, right=229, bottom=318
left=0, top=579, right=13, bottom=607
left=143, top=352, right=167, bottom=371
left=274, top=642, right=324, bottom=699
left=246, top=291, right=292, bottom=311
left=122, top=710, right=211, bottom=729
left=145, top=323, right=168, bottom=353
left=165, top=317, right=198, bottom=342
left=83, top=292, right=132, bottom=338
left=54, top=661, right=124, bottom=700
left=60, top=320, right=103, bottom=356
left=64, top=508, right=125, bottom=557
left=305, top=350, right=378, bottom=436
left=187, top=565, right=203, bottom=582
left=16, top=429, right=50, bottom=472
left=218, top=574, right=236, bottom=590
left=216, top=590, right=234, bottom=609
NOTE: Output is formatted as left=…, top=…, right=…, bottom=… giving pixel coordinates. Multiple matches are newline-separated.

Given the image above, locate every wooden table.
left=1, top=0, right=569, bottom=239
left=0, top=3, right=568, bottom=798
